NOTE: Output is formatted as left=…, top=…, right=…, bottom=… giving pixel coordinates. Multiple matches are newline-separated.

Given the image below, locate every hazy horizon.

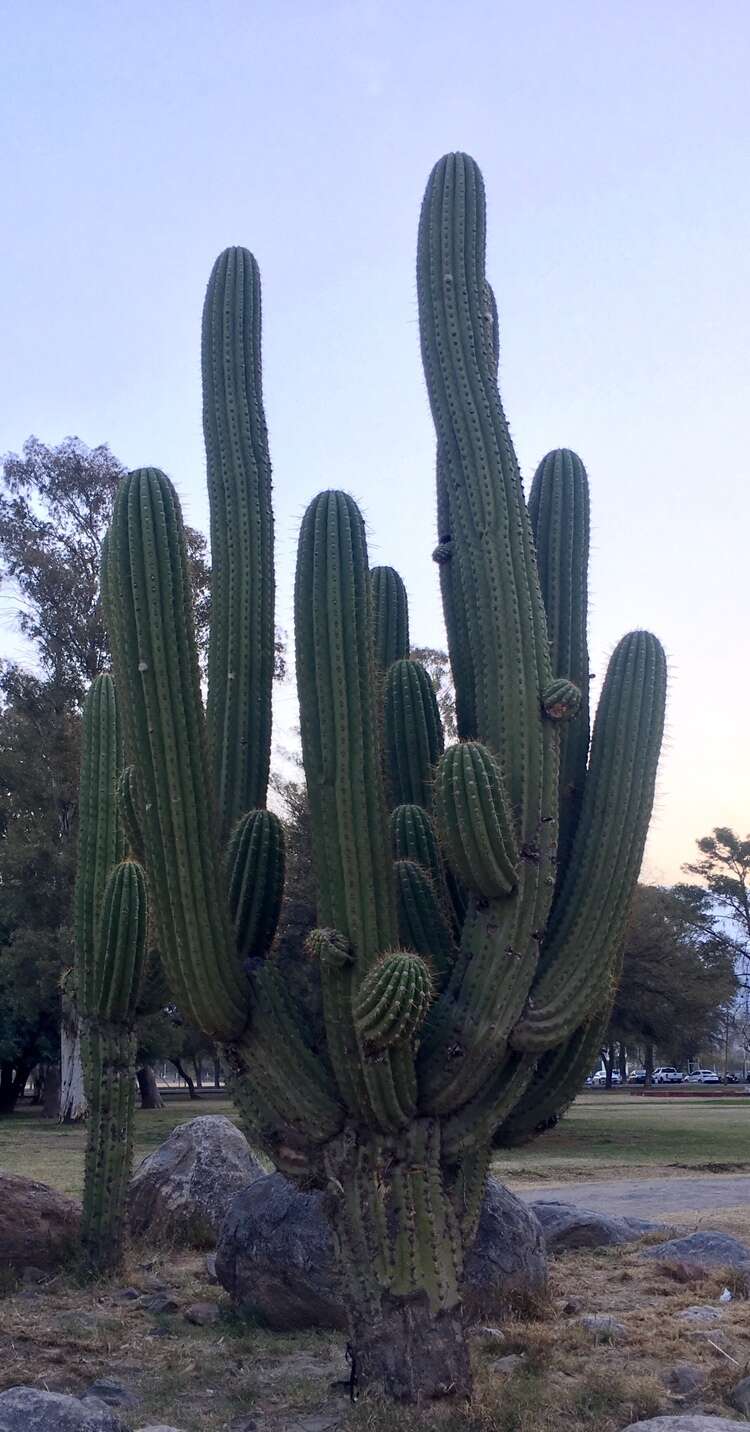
left=2, top=1, right=748, bottom=884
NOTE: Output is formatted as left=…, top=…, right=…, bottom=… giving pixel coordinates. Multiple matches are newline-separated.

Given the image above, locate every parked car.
left=722, top=1073, right=741, bottom=1084
left=684, top=1069, right=720, bottom=1084
left=653, top=1067, right=684, bottom=1084
left=627, top=1070, right=646, bottom=1084
left=591, top=1070, right=621, bottom=1086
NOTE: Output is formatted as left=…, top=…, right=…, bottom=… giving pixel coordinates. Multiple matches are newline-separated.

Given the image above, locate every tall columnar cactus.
left=74, top=675, right=147, bottom=1273
left=100, top=162, right=666, bottom=1400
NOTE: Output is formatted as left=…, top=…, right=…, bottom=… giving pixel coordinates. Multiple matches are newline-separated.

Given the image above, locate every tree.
left=409, top=645, right=457, bottom=741
left=609, top=884, right=739, bottom=1072
left=0, top=437, right=212, bottom=1115
left=681, top=827, right=750, bottom=967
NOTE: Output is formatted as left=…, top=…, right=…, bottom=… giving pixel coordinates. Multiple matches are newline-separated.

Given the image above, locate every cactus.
left=99, top=161, right=666, bottom=1400
left=74, top=676, right=147, bottom=1273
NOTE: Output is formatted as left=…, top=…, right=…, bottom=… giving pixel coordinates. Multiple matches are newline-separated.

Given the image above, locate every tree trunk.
left=644, top=1042, right=654, bottom=1088
left=213, top=1055, right=222, bottom=1089
left=193, top=1058, right=203, bottom=1089
left=618, top=1044, right=628, bottom=1083
left=0, top=1060, right=33, bottom=1116
left=326, top=1121, right=474, bottom=1403
left=136, top=1065, right=164, bottom=1109
left=603, top=1043, right=615, bottom=1088
left=41, top=1062, right=61, bottom=1119
left=172, top=1058, right=200, bottom=1099
left=60, top=1011, right=87, bottom=1123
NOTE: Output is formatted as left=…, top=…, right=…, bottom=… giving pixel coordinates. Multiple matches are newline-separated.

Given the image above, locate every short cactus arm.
left=384, top=658, right=444, bottom=810
left=528, top=449, right=590, bottom=881
left=203, top=247, right=275, bottom=837
left=371, top=565, right=410, bottom=671
left=226, top=809, right=285, bottom=961
left=117, top=766, right=145, bottom=863
left=512, top=631, right=667, bottom=1052
left=104, top=468, right=246, bottom=1041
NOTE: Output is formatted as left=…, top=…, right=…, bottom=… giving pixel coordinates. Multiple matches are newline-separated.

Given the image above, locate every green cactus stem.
left=394, top=860, right=456, bottom=984
left=354, top=951, right=433, bottom=1050
left=384, top=658, right=444, bottom=810
left=434, top=742, right=519, bottom=898
left=371, top=565, right=410, bottom=671
left=226, top=808, right=285, bottom=960
left=74, top=675, right=123, bottom=1013
left=203, top=247, right=275, bottom=838
left=117, top=766, right=145, bottom=862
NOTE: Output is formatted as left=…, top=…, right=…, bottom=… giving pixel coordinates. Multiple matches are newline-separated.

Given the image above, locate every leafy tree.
left=410, top=646, right=457, bottom=741
left=608, top=883, right=738, bottom=1073
left=681, top=826, right=750, bottom=966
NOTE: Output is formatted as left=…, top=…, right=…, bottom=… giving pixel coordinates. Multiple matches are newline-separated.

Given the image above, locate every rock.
left=84, top=1380, right=138, bottom=1408
left=0, top=1386, right=128, bottom=1430
left=661, top=1364, right=707, bottom=1396
left=141, top=1292, right=179, bottom=1314
left=205, top=1251, right=218, bottom=1283
left=216, top=1172, right=344, bottom=1331
left=530, top=1200, right=663, bottom=1252
left=134, top=1427, right=188, bottom=1432
left=489, top=1353, right=524, bottom=1375
left=184, top=1301, right=220, bottom=1325
left=730, top=1375, right=750, bottom=1415
left=128, top=1115, right=264, bottom=1248
left=621, top=1419, right=745, bottom=1431
left=643, top=1231, right=750, bottom=1272
left=112, top=1287, right=141, bottom=1303
left=217, top=1173, right=548, bottom=1330
left=463, top=1180, right=548, bottom=1320
left=679, top=1306, right=723, bottom=1323
left=0, top=1174, right=79, bottom=1273
left=577, top=1313, right=626, bottom=1341
left=21, top=1265, right=49, bottom=1284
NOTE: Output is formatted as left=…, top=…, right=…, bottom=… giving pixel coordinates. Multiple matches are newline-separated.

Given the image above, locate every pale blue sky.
left=2, top=1, right=748, bottom=880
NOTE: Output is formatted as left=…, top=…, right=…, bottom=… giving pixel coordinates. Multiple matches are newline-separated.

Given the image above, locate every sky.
left=1, top=0, right=748, bottom=884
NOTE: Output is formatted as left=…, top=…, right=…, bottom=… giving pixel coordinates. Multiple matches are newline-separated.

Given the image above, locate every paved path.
left=515, top=1175, right=750, bottom=1219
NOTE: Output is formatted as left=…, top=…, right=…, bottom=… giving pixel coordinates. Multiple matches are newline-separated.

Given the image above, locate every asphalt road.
left=516, top=1175, right=750, bottom=1219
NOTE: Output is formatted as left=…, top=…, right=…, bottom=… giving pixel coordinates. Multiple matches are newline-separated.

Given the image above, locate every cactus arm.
left=512, top=631, right=667, bottom=1052
left=203, top=247, right=275, bottom=836
left=105, top=468, right=246, bottom=1041
left=528, top=449, right=590, bottom=883
left=74, top=675, right=123, bottom=1013
left=394, top=860, right=456, bottom=984
left=117, top=766, right=145, bottom=863
left=440, top=1052, right=536, bottom=1161
left=371, top=565, right=410, bottom=671
left=384, top=658, right=444, bottom=810
left=434, top=742, right=519, bottom=899
left=226, top=809, right=285, bottom=960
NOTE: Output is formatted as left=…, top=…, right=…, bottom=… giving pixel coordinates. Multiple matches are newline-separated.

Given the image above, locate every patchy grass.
left=1, top=1227, right=749, bottom=1431
left=495, top=1091, right=750, bottom=1184
left=0, top=1094, right=239, bottom=1198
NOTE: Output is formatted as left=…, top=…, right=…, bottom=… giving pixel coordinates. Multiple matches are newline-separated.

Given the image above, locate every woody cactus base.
left=99, top=154, right=666, bottom=1398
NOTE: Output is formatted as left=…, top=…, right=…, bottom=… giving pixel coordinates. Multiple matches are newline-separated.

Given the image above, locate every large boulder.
left=0, top=1387, right=127, bottom=1431
left=642, top=1231, right=750, bottom=1272
left=529, top=1200, right=663, bottom=1252
left=128, top=1115, right=264, bottom=1248
left=216, top=1172, right=547, bottom=1330
left=0, top=1174, right=79, bottom=1273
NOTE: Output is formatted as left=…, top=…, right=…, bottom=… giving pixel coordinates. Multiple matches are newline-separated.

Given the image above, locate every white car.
left=684, top=1069, right=720, bottom=1084
left=591, top=1070, right=621, bottom=1086
left=653, top=1067, right=684, bottom=1084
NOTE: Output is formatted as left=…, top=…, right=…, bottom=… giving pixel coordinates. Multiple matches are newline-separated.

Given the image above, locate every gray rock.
left=730, top=1375, right=750, bottom=1415
left=0, top=1386, right=128, bottom=1431
left=216, top=1173, right=548, bottom=1330
left=216, top=1172, right=344, bottom=1331
left=577, top=1313, right=626, bottom=1341
left=679, top=1305, right=723, bottom=1323
left=530, top=1200, right=663, bottom=1252
left=83, top=1380, right=137, bottom=1409
left=184, top=1301, right=220, bottom=1325
left=464, top=1180, right=547, bottom=1320
left=141, top=1292, right=179, bottom=1314
left=621, top=1419, right=745, bottom=1431
left=662, top=1364, right=707, bottom=1396
left=0, top=1175, right=80, bottom=1273
left=489, top=1353, right=524, bottom=1375
left=134, top=1426, right=188, bottom=1432
left=643, top=1231, right=750, bottom=1271
left=129, top=1115, right=264, bottom=1248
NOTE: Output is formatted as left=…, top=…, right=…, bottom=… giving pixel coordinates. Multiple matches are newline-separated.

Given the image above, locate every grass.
left=3, top=1089, right=749, bottom=1199
left=495, top=1091, right=750, bottom=1185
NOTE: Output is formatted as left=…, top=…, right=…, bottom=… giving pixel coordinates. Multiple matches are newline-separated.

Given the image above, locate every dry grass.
left=2, top=1221, right=750, bottom=1431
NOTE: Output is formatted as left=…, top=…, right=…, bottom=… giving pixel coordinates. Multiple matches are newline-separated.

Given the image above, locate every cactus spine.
left=74, top=676, right=147, bottom=1273
left=98, top=160, right=666, bottom=1400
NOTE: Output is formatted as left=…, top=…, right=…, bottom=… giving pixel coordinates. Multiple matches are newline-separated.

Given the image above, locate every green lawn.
left=495, top=1091, right=750, bottom=1184
left=2, top=1089, right=749, bottom=1198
